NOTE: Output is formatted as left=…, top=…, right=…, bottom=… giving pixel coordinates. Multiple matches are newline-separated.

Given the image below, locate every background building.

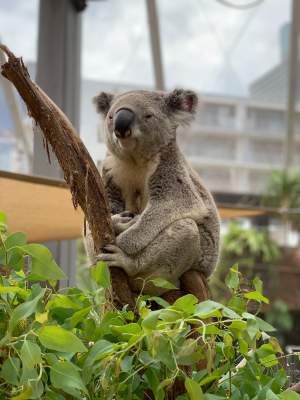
left=1, top=22, right=299, bottom=196
left=1, top=73, right=299, bottom=195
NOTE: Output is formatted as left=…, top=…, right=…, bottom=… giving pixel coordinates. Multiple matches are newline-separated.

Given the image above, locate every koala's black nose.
left=114, top=109, right=135, bottom=138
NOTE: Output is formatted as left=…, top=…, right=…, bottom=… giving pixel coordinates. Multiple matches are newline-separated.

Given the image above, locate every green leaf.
left=269, top=336, right=283, bottom=354
left=29, top=379, right=44, bottom=399
left=111, top=323, right=142, bottom=340
left=227, top=295, right=247, bottom=315
left=185, top=377, right=204, bottom=400
left=280, top=391, right=300, bottom=399
left=266, top=389, right=280, bottom=400
left=157, top=377, right=175, bottom=392
left=256, top=343, right=278, bottom=367
left=66, top=306, right=92, bottom=329
left=11, top=387, right=33, bottom=400
left=45, top=354, right=58, bottom=366
left=50, top=360, right=88, bottom=395
left=44, top=389, right=65, bottom=400
left=150, top=277, right=177, bottom=290
left=271, top=368, right=288, bottom=393
left=194, top=300, right=223, bottom=318
left=120, top=355, right=133, bottom=372
left=142, top=310, right=161, bottom=331
left=244, top=291, right=269, bottom=304
left=156, top=336, right=176, bottom=370
left=84, top=339, right=115, bottom=367
left=222, top=306, right=241, bottom=319
left=0, top=211, right=7, bottom=224
left=255, top=316, right=276, bottom=332
left=5, top=232, right=27, bottom=249
left=238, top=338, right=248, bottom=355
left=229, top=320, right=247, bottom=331
left=38, top=325, right=87, bottom=353
left=20, top=340, right=42, bottom=368
left=225, top=263, right=239, bottom=290
left=0, top=211, right=7, bottom=233
left=0, top=357, right=20, bottom=385
left=19, top=244, right=67, bottom=280
left=246, top=318, right=259, bottom=340
left=253, top=276, right=263, bottom=293
left=144, top=367, right=164, bottom=400
left=9, top=288, right=45, bottom=333
left=148, top=296, right=170, bottom=308
left=0, top=285, right=25, bottom=294
left=176, top=339, right=204, bottom=366
left=91, top=261, right=110, bottom=288
left=20, top=365, right=38, bottom=385
left=199, top=363, right=230, bottom=386
left=198, top=325, right=223, bottom=335
left=173, top=294, right=198, bottom=314
left=159, top=308, right=182, bottom=322
left=46, top=294, right=81, bottom=311
left=6, top=247, right=24, bottom=270
left=139, top=351, right=154, bottom=365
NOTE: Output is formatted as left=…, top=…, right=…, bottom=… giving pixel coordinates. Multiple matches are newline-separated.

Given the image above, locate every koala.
left=85, top=89, right=220, bottom=296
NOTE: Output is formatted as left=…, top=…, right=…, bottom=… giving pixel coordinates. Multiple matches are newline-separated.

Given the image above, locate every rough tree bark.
left=0, top=44, right=135, bottom=308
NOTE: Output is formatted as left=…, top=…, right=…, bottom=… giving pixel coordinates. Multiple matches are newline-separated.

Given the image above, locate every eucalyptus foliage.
left=0, top=212, right=299, bottom=399
left=263, top=169, right=300, bottom=232
left=222, top=221, right=281, bottom=265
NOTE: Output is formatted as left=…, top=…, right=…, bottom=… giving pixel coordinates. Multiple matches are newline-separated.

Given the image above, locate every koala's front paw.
left=112, top=212, right=137, bottom=235
left=96, top=244, right=137, bottom=276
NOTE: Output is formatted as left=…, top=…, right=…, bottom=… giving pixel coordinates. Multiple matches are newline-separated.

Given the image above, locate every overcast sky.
left=0, top=0, right=291, bottom=96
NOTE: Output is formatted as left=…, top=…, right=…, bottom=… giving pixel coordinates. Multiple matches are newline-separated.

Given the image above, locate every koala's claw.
left=96, top=245, right=137, bottom=276
left=120, top=211, right=135, bottom=218
left=111, top=212, right=137, bottom=235
left=103, top=244, right=121, bottom=253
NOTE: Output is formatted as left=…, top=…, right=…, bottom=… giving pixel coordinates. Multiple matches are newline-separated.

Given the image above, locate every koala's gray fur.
left=85, top=89, right=220, bottom=295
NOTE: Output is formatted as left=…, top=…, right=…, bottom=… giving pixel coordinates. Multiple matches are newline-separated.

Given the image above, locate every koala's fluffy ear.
left=93, top=92, right=114, bottom=116
left=165, top=89, right=198, bottom=125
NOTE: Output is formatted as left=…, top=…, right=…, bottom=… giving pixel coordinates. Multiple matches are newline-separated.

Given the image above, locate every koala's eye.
left=144, top=114, right=153, bottom=120
left=108, top=114, right=113, bottom=120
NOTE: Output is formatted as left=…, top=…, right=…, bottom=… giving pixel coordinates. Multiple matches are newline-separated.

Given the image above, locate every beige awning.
left=1, top=171, right=83, bottom=242
left=0, top=170, right=266, bottom=243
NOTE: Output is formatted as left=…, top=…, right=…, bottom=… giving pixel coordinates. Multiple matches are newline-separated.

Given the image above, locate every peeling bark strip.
left=0, top=44, right=113, bottom=252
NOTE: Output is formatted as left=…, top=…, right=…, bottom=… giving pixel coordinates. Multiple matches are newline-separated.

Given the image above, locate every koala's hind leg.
left=130, top=218, right=202, bottom=295
left=180, top=270, right=211, bottom=302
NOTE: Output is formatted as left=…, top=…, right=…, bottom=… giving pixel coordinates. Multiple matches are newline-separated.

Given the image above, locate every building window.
left=246, top=108, right=284, bottom=135
left=198, top=103, right=236, bottom=130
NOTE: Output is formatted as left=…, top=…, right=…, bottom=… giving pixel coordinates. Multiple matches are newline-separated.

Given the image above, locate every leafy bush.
left=263, top=169, right=300, bottom=232
left=0, top=212, right=299, bottom=399
left=210, top=221, right=281, bottom=301
left=222, top=221, right=281, bottom=265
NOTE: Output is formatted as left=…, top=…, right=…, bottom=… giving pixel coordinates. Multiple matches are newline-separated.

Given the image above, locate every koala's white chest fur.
left=104, top=153, right=159, bottom=214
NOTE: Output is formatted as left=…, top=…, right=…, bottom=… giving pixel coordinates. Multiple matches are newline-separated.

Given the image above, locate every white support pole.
left=285, top=0, right=300, bottom=169
left=145, top=0, right=165, bottom=90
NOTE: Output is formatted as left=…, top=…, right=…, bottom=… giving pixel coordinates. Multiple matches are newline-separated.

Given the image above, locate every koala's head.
left=93, top=89, right=198, bottom=160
